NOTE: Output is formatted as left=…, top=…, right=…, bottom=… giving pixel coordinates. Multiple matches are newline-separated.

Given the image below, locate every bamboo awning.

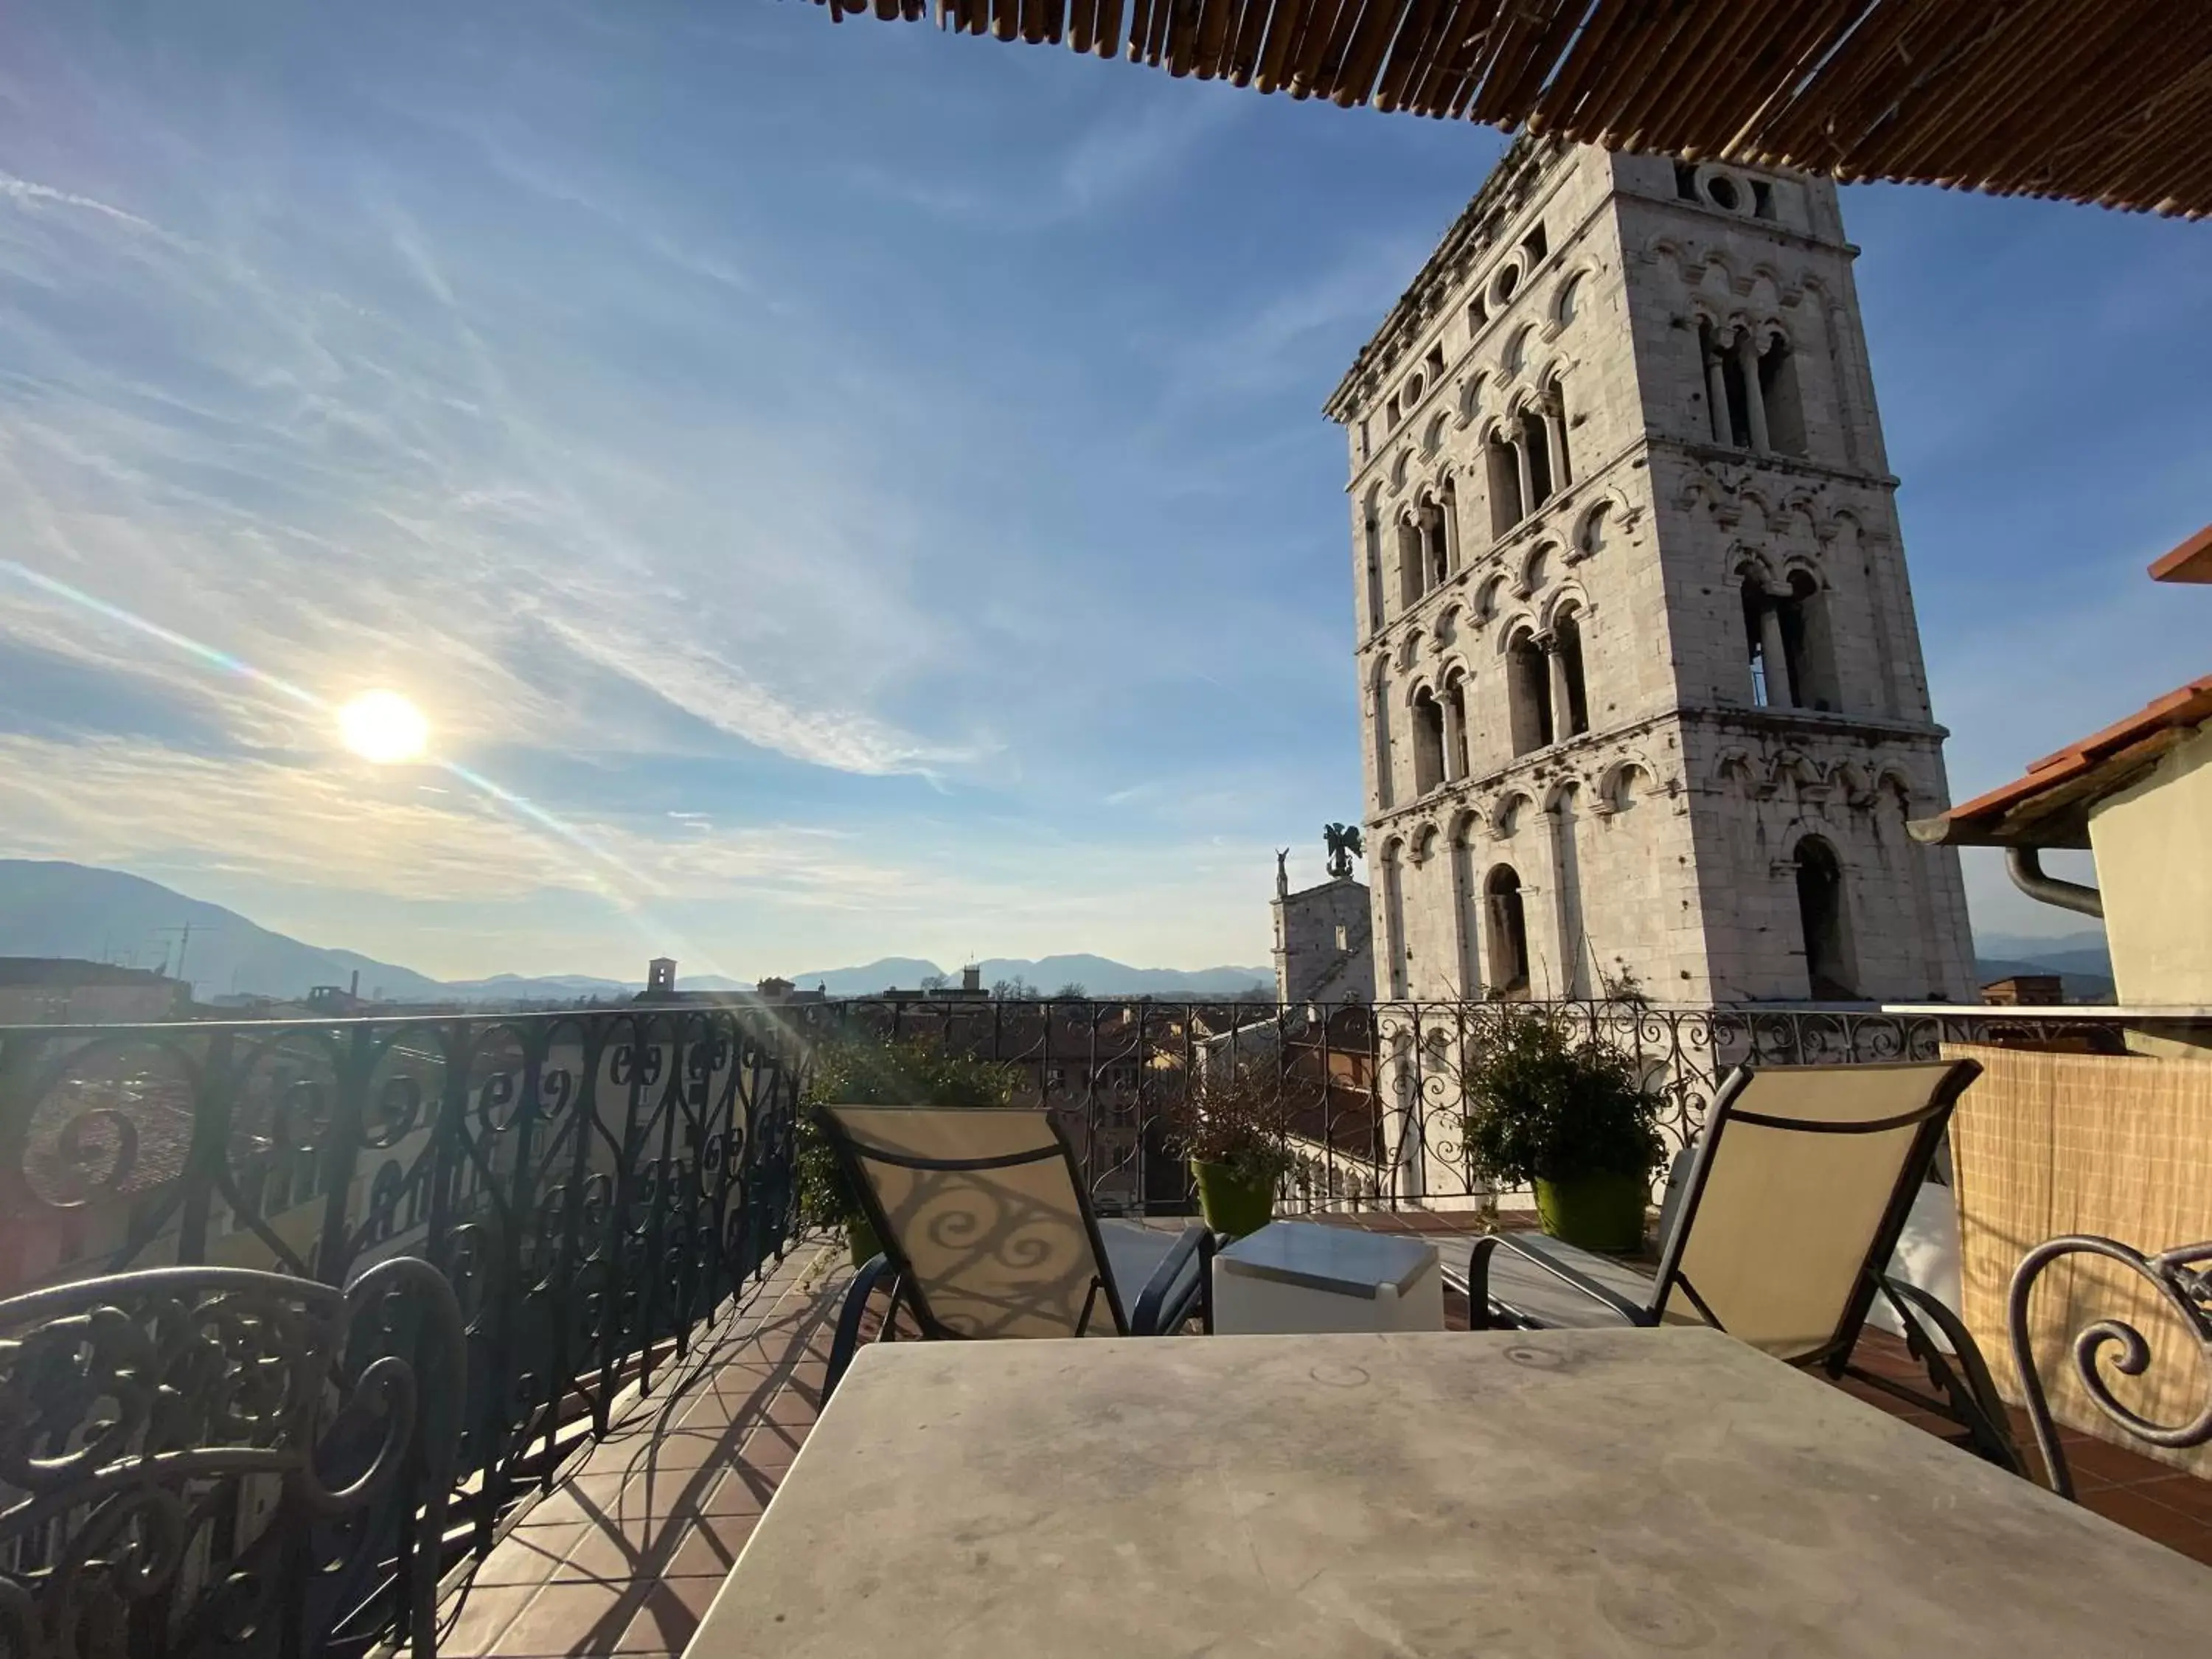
left=801, top=0, right=2212, bottom=218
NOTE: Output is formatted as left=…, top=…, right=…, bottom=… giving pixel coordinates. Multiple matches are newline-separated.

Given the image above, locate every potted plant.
left=1460, top=1010, right=1665, bottom=1253
left=1166, top=1061, right=1299, bottom=1239
left=799, top=1035, right=1019, bottom=1266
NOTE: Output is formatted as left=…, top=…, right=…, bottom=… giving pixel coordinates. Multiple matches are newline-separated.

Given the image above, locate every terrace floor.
left=437, top=1221, right=2212, bottom=1659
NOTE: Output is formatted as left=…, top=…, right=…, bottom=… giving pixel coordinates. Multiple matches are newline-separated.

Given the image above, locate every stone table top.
left=684, top=1327, right=2212, bottom=1658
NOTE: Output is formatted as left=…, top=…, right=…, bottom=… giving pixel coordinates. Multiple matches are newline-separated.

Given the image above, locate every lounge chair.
left=1444, top=1059, right=2025, bottom=1470
left=820, top=1105, right=1213, bottom=1397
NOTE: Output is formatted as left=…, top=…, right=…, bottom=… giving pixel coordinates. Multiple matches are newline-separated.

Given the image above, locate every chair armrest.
left=1131, top=1225, right=1214, bottom=1335
left=1858, top=1275, right=2029, bottom=1481
left=1442, top=1235, right=1506, bottom=1329
left=825, top=1253, right=894, bottom=1400
left=1488, top=1232, right=1659, bottom=1327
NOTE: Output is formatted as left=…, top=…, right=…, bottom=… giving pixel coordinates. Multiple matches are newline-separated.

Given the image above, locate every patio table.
left=684, top=1326, right=2212, bottom=1658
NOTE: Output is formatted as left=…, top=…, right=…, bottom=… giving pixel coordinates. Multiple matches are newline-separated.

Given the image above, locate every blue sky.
left=1, top=1, right=2205, bottom=982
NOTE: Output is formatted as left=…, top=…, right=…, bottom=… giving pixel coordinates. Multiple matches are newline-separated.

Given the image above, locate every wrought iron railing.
left=792, top=996, right=2126, bottom=1216
left=0, top=1004, right=805, bottom=1652
left=0, top=992, right=2124, bottom=1652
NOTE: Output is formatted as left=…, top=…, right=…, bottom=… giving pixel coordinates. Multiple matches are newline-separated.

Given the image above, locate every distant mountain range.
left=784, top=956, right=1276, bottom=998
left=1971, top=928, right=2115, bottom=1002
left=0, top=862, right=1271, bottom=1004
left=0, top=860, right=452, bottom=1002
left=0, top=860, right=2120, bottom=1006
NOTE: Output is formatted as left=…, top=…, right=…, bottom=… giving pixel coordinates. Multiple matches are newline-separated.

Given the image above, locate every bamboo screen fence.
left=797, top=0, right=2212, bottom=218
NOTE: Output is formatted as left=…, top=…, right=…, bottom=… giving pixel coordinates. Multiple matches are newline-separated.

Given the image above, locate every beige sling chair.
left=820, top=1105, right=1213, bottom=1397
left=1443, top=1059, right=2026, bottom=1472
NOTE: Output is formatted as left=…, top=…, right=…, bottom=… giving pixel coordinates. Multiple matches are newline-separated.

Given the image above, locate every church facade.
left=1326, top=138, right=1975, bottom=1005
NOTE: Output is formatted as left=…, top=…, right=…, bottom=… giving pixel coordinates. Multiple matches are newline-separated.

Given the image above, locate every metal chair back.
left=1652, top=1060, right=1980, bottom=1364
left=820, top=1105, right=1130, bottom=1340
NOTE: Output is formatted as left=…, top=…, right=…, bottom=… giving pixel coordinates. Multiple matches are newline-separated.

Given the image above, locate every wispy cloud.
left=0, top=170, right=162, bottom=235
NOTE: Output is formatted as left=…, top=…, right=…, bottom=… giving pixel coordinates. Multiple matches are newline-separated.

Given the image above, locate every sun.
left=338, top=690, right=430, bottom=764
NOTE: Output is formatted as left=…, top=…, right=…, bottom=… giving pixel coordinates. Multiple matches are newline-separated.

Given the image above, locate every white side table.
left=1212, top=1220, right=1443, bottom=1334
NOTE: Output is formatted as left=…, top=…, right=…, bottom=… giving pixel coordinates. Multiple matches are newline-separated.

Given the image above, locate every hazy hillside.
left=0, top=863, right=1276, bottom=1006
left=0, top=860, right=447, bottom=1001
left=1970, top=928, right=2114, bottom=1001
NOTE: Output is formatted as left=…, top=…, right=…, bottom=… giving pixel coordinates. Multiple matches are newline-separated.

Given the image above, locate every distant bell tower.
left=1325, top=138, right=1975, bottom=1004
left=645, top=957, right=678, bottom=997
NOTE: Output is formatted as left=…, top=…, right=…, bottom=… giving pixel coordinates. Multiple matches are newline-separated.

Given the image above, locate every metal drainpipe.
left=2005, top=846, right=2104, bottom=919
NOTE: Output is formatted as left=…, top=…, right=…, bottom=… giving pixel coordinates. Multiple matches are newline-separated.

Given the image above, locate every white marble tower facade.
left=1325, top=138, right=1975, bottom=1005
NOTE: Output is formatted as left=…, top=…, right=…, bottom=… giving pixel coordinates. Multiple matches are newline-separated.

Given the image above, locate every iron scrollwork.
left=2007, top=1234, right=2212, bottom=1500
left=0, top=1258, right=463, bottom=1659
left=0, top=1002, right=810, bottom=1654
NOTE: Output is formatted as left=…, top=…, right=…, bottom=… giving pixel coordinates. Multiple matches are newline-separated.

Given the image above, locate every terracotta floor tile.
left=761, top=1388, right=821, bottom=1429
left=472, top=1526, right=581, bottom=1587
left=2059, top=1432, right=2179, bottom=1489
left=615, top=1573, right=725, bottom=1654
left=661, top=1522, right=752, bottom=1579
left=695, top=1464, right=776, bottom=1516
left=2136, top=1472, right=2212, bottom=1523
left=740, top=1421, right=806, bottom=1466
left=625, top=1466, right=726, bottom=1523
left=487, top=1578, right=639, bottom=1657
left=2081, top=1486, right=2212, bottom=1551
left=627, top=1429, right=729, bottom=1472
left=562, top=1468, right=633, bottom=1508
left=511, top=1488, right=596, bottom=1531
left=442, top=1578, right=538, bottom=1657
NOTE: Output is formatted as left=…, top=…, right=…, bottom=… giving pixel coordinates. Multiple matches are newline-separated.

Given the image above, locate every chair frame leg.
left=1837, top=1276, right=2028, bottom=1478
left=824, top=1253, right=896, bottom=1400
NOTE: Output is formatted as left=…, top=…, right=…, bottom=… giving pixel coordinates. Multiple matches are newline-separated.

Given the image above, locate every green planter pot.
left=846, top=1214, right=882, bottom=1269
left=1190, top=1159, right=1276, bottom=1239
left=1534, top=1172, right=1649, bottom=1253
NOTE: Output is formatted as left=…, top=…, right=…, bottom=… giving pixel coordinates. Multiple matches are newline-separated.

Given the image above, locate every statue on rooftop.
left=1322, top=823, right=1365, bottom=881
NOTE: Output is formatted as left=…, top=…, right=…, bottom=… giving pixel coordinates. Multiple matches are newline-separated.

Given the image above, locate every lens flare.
left=338, top=690, right=429, bottom=763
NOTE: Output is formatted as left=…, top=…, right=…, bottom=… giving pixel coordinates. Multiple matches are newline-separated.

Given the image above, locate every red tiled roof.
left=1916, top=675, right=2212, bottom=847
left=2149, top=524, right=2212, bottom=585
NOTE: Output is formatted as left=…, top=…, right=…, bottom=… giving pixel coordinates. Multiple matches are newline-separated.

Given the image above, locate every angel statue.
left=1322, top=822, right=1366, bottom=880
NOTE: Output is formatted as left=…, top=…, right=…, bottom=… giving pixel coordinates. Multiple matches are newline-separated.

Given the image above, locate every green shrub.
left=1460, top=1010, right=1665, bottom=1186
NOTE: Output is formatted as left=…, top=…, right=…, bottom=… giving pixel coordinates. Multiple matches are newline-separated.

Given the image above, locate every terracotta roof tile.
left=1928, top=676, right=2212, bottom=846
left=2149, top=524, right=2212, bottom=585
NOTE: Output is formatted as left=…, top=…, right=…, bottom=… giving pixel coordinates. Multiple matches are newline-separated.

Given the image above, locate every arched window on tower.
left=1520, top=408, right=1555, bottom=507
left=1398, top=516, right=1425, bottom=608
left=1486, top=434, right=1523, bottom=538
left=1759, top=337, right=1806, bottom=455
left=1380, top=841, right=1409, bottom=998
left=1411, top=689, right=1447, bottom=794
left=1741, top=576, right=1792, bottom=708
left=1484, top=866, right=1530, bottom=1000
left=1363, top=493, right=1385, bottom=630
left=1444, top=671, right=1470, bottom=781
left=1506, top=629, right=1554, bottom=754
left=1436, top=476, right=1459, bottom=582
left=1553, top=608, right=1590, bottom=737
left=1421, top=496, right=1450, bottom=590
left=1793, top=838, right=1858, bottom=999
left=1370, top=663, right=1396, bottom=811
left=1776, top=571, right=1838, bottom=712
left=1542, top=378, right=1572, bottom=490
left=1701, top=321, right=1754, bottom=448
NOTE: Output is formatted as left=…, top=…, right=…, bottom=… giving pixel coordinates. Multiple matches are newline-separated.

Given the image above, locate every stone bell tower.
left=1324, top=137, right=1975, bottom=1004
